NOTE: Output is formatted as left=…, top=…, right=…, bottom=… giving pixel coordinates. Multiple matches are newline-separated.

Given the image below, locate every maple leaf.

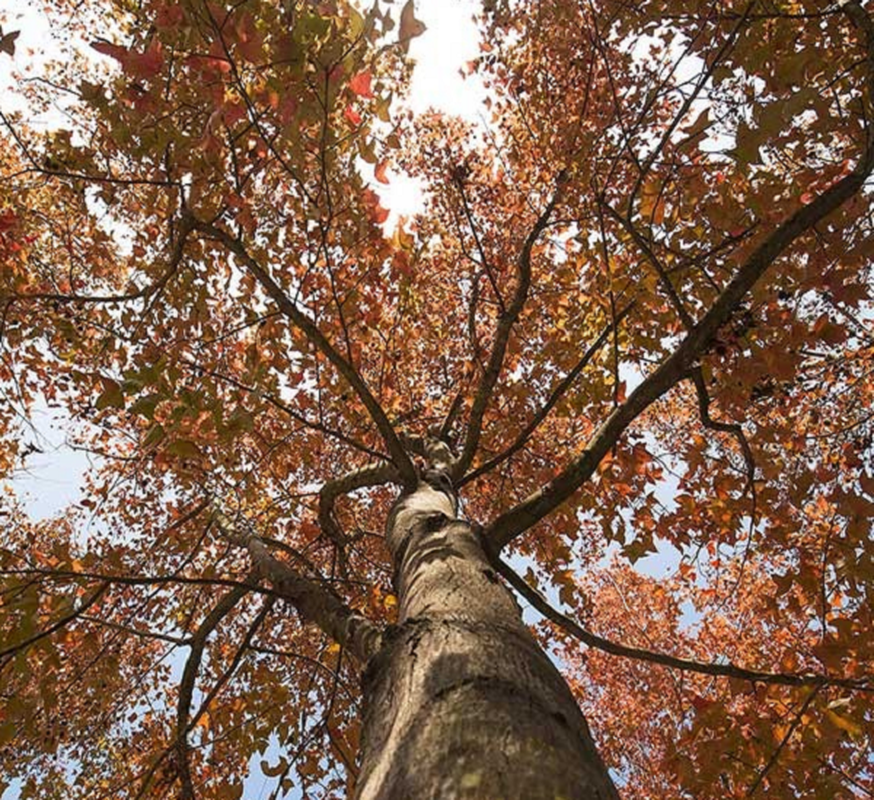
left=374, top=160, right=390, bottom=184
left=349, top=70, right=374, bottom=98
left=344, top=104, right=362, bottom=126
left=90, top=39, right=128, bottom=65
left=398, top=0, right=426, bottom=52
left=0, top=210, right=18, bottom=232
left=0, top=27, right=19, bottom=57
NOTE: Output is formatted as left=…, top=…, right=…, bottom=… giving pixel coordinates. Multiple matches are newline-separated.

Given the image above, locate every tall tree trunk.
left=355, top=444, right=620, bottom=800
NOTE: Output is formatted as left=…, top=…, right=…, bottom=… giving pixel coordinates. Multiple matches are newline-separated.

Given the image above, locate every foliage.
left=0, top=0, right=873, bottom=797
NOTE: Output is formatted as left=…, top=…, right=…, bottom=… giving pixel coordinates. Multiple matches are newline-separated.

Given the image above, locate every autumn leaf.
left=2, top=0, right=873, bottom=798
left=167, top=440, right=203, bottom=460
left=344, top=105, right=362, bottom=126
left=90, top=39, right=129, bottom=65
left=0, top=27, right=19, bottom=57
left=0, top=210, right=18, bottom=232
left=398, top=0, right=426, bottom=51
left=95, top=379, right=125, bottom=410
left=349, top=70, right=374, bottom=98
left=825, top=708, right=862, bottom=737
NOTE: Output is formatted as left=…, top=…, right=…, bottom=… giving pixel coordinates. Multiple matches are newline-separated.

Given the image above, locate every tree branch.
left=175, top=581, right=253, bottom=800
left=318, top=461, right=399, bottom=549
left=689, top=366, right=756, bottom=494
left=484, top=0, right=874, bottom=551
left=603, top=201, right=695, bottom=330
left=490, top=554, right=873, bottom=693
left=1, top=213, right=193, bottom=307
left=211, top=509, right=382, bottom=663
left=0, top=582, right=109, bottom=660
left=460, top=305, right=633, bottom=486
left=747, top=688, right=820, bottom=797
left=193, top=219, right=417, bottom=490
left=455, top=173, right=567, bottom=477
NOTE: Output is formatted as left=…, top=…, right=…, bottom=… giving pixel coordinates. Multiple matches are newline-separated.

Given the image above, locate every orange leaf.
left=344, top=105, right=362, bottom=126
left=349, top=71, right=373, bottom=99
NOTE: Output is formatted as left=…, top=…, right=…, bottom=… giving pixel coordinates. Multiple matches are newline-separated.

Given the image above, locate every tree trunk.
left=355, top=445, right=620, bottom=800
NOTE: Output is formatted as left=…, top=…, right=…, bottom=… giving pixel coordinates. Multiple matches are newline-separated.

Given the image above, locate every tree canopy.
left=1, top=0, right=873, bottom=797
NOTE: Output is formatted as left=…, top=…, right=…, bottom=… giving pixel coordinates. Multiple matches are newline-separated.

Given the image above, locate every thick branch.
left=491, top=555, right=873, bottom=693
left=455, top=175, right=566, bottom=478
left=194, top=220, right=417, bottom=490
left=247, top=538, right=381, bottom=662
left=211, top=509, right=382, bottom=662
left=485, top=12, right=874, bottom=551
left=318, top=461, right=399, bottom=547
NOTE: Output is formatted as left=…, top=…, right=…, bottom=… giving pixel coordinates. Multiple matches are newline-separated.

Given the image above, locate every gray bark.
left=355, top=444, right=620, bottom=800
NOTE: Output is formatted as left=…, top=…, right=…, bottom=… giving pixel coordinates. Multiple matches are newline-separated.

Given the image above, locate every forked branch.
left=460, top=305, right=633, bottom=486
left=455, top=173, right=567, bottom=478
left=175, top=581, right=253, bottom=800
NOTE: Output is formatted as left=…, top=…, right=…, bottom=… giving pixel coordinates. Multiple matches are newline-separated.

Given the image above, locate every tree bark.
left=355, top=443, right=620, bottom=800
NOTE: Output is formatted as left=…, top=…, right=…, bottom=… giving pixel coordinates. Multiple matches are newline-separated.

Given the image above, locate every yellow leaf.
left=825, top=709, right=862, bottom=737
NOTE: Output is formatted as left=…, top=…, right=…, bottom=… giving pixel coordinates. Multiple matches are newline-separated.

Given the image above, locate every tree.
left=1, top=0, right=873, bottom=796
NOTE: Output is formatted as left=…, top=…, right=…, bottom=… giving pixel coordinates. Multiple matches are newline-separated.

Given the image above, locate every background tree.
left=1, top=0, right=873, bottom=798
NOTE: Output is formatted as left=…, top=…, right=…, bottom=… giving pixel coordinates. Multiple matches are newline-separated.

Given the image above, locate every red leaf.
left=374, top=161, right=390, bottom=184
left=91, top=40, right=129, bottom=65
left=0, top=211, right=18, bottom=232
left=155, top=4, right=184, bottom=28
left=91, top=39, right=163, bottom=79
left=127, top=39, right=164, bottom=79
left=344, top=105, right=362, bottom=126
left=362, top=189, right=389, bottom=224
left=349, top=71, right=373, bottom=99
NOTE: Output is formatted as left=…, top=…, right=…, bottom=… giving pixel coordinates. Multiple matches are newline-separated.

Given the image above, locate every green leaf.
left=96, top=379, right=125, bottom=410
left=167, top=439, right=203, bottom=460
left=128, top=393, right=162, bottom=420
